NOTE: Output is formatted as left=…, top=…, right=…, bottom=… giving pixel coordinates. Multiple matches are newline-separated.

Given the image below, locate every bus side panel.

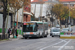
left=44, top=23, right=48, bottom=36
left=37, top=23, right=44, bottom=36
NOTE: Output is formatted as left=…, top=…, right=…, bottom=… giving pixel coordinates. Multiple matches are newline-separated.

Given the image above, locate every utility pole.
left=68, top=2, right=71, bottom=31
left=69, top=2, right=70, bottom=24
left=17, top=11, right=18, bottom=28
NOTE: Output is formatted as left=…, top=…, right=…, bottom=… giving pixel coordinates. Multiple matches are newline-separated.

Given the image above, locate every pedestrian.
left=8, top=28, right=11, bottom=38
left=15, top=29, right=18, bottom=38
left=11, top=27, right=15, bottom=38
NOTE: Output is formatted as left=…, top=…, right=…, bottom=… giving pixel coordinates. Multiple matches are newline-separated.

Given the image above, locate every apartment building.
left=59, top=0, right=75, bottom=9
left=23, top=0, right=32, bottom=22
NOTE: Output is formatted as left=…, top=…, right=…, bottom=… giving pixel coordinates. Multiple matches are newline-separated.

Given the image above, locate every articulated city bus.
left=22, top=21, right=48, bottom=39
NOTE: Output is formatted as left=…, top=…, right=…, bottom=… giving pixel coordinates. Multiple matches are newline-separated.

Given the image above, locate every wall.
left=0, top=14, right=11, bottom=33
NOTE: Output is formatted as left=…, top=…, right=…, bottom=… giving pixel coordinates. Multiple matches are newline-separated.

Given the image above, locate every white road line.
left=58, top=39, right=71, bottom=50
left=14, top=39, right=59, bottom=50
left=59, top=39, right=67, bottom=42
left=35, top=39, right=60, bottom=50
left=40, top=40, right=64, bottom=50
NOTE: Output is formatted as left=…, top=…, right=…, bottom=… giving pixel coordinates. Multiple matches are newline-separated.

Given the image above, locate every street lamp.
left=68, top=2, right=71, bottom=29
left=69, top=2, right=70, bottom=25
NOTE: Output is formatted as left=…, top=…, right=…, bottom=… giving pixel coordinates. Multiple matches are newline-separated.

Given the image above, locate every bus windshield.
left=23, top=23, right=37, bottom=32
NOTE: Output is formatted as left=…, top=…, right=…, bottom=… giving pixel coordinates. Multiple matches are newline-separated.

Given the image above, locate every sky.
left=31, top=0, right=34, bottom=2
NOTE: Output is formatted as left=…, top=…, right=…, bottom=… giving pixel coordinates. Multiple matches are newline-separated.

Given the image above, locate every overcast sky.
left=31, top=0, right=34, bottom=2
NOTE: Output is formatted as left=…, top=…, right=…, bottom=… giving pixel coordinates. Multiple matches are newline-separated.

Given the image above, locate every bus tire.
left=42, top=33, right=44, bottom=38
left=39, top=33, right=40, bottom=38
left=50, top=34, right=52, bottom=36
left=52, top=35, right=54, bottom=37
left=44, top=35, right=47, bottom=37
left=24, top=37, right=27, bottom=39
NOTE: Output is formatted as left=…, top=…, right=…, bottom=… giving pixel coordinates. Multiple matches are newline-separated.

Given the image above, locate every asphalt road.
left=0, top=35, right=75, bottom=50
left=0, top=26, right=75, bottom=50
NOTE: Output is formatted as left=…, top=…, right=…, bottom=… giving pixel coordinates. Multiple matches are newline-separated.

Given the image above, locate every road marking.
left=34, top=39, right=60, bottom=50
left=14, top=39, right=59, bottom=50
left=60, top=39, right=67, bottom=42
left=40, top=39, right=65, bottom=50
left=58, top=39, right=71, bottom=50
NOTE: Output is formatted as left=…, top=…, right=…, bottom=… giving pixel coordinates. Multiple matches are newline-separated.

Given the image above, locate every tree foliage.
left=51, top=3, right=69, bottom=27
left=51, top=4, right=69, bottom=19
left=70, top=8, right=75, bottom=19
left=61, top=6, right=69, bottom=19
left=9, top=0, right=30, bottom=12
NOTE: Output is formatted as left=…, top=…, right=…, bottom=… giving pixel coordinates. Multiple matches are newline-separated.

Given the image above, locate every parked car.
left=61, top=28, right=73, bottom=32
left=50, top=28, right=60, bottom=37
left=50, top=27, right=56, bottom=36
left=61, top=28, right=69, bottom=32
left=56, top=24, right=60, bottom=28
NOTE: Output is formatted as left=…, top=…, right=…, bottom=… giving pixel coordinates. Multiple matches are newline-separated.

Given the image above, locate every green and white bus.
left=22, top=21, right=48, bottom=39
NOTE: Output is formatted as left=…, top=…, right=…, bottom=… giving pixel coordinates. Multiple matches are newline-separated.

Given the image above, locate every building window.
left=64, top=4, right=67, bottom=6
left=70, top=4, right=74, bottom=6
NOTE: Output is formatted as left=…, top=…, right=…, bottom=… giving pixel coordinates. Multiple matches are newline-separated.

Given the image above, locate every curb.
left=60, top=36, right=75, bottom=39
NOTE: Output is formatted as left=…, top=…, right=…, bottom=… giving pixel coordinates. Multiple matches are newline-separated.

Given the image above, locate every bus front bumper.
left=23, top=34, right=39, bottom=38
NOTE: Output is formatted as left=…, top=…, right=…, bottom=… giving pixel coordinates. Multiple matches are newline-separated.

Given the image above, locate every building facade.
left=31, top=0, right=59, bottom=18
left=31, top=0, right=59, bottom=27
left=59, top=0, right=75, bottom=8
left=23, top=0, right=32, bottom=22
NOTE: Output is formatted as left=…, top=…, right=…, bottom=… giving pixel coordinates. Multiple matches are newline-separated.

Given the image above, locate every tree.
left=0, top=0, right=8, bottom=39
left=0, top=0, right=30, bottom=39
left=70, top=8, right=75, bottom=19
left=60, top=6, right=69, bottom=27
left=51, top=3, right=69, bottom=28
left=9, top=0, right=30, bottom=38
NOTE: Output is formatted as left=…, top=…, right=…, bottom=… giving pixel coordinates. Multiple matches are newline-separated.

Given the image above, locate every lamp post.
left=69, top=2, right=70, bottom=25
left=68, top=2, right=71, bottom=29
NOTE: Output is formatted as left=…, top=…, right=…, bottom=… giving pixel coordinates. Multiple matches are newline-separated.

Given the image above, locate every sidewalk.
left=0, top=34, right=23, bottom=42
left=9, top=35, right=23, bottom=41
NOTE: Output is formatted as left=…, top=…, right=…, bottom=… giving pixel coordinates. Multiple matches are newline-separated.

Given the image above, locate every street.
left=0, top=26, right=75, bottom=50
left=0, top=35, right=75, bottom=50
left=0, top=0, right=75, bottom=50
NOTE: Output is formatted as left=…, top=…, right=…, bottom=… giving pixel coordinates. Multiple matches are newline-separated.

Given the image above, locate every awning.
left=23, top=12, right=33, bottom=16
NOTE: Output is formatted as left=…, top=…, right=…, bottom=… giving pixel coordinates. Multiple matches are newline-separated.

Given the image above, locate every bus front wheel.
left=24, top=37, right=27, bottom=39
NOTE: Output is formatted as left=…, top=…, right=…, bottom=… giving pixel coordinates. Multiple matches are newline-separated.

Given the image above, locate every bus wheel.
left=52, top=35, right=54, bottom=37
left=25, top=37, right=27, bottom=39
left=44, top=35, right=47, bottom=37
left=42, top=34, right=44, bottom=38
left=38, top=33, right=40, bottom=38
